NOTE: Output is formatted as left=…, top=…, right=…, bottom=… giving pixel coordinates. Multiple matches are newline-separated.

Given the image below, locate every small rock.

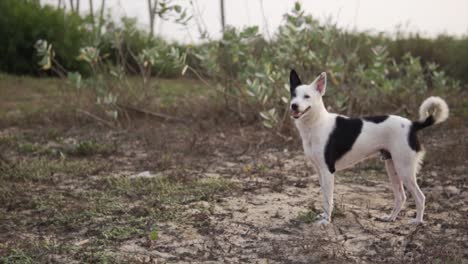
left=129, top=171, right=162, bottom=179
left=154, top=251, right=175, bottom=259
left=74, top=239, right=90, bottom=246
left=204, top=172, right=221, bottom=178
left=444, top=186, right=460, bottom=195
left=195, top=201, right=210, bottom=208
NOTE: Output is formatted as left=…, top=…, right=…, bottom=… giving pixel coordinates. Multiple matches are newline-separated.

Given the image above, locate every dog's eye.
left=304, top=95, right=310, bottom=99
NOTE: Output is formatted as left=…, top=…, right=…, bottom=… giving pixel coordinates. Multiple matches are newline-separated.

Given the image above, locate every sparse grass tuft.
left=295, top=201, right=346, bottom=224
left=0, top=249, right=35, bottom=264
left=294, top=207, right=320, bottom=224
left=333, top=205, right=346, bottom=218
left=71, top=140, right=115, bottom=157
left=101, top=225, right=145, bottom=241
left=18, top=142, right=40, bottom=154
left=0, top=158, right=100, bottom=182
left=105, top=175, right=234, bottom=221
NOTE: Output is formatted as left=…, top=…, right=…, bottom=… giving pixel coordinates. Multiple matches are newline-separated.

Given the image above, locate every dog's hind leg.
left=393, top=155, right=426, bottom=224
left=380, top=159, right=406, bottom=221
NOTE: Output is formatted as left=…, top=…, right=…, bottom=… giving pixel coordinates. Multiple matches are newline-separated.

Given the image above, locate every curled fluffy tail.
left=414, top=96, right=449, bottom=130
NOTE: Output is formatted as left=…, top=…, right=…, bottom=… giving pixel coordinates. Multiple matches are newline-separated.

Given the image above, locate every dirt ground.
left=0, top=77, right=467, bottom=263
left=1, top=117, right=467, bottom=263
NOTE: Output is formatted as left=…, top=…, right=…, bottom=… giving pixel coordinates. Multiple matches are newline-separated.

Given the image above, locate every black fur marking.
left=408, top=124, right=421, bottom=152
left=324, top=116, right=363, bottom=173
left=408, top=116, right=435, bottom=152
left=413, top=116, right=435, bottom=131
left=363, top=115, right=389, bottom=124
left=289, top=69, right=302, bottom=97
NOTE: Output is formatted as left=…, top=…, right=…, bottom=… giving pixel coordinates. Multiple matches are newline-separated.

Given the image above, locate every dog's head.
left=289, top=70, right=327, bottom=120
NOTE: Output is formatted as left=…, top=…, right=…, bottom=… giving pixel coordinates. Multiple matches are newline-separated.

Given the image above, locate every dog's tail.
left=413, top=96, right=449, bottom=131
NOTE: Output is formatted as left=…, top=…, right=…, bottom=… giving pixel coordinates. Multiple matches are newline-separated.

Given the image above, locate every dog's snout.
left=291, top=103, right=299, bottom=111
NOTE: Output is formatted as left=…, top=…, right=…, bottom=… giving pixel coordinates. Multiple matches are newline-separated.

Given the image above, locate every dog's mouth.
left=291, top=106, right=311, bottom=119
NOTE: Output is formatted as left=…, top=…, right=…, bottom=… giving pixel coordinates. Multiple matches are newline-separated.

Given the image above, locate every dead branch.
left=117, top=104, right=189, bottom=124
left=76, top=109, right=115, bottom=128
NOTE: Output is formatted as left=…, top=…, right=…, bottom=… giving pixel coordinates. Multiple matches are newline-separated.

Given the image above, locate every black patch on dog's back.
left=324, top=116, right=363, bottom=173
left=363, top=115, right=389, bottom=124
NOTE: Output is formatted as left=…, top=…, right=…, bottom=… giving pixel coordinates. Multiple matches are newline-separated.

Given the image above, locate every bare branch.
left=220, top=0, right=225, bottom=33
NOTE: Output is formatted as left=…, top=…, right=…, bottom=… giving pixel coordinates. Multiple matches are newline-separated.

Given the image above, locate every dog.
left=289, top=69, right=449, bottom=225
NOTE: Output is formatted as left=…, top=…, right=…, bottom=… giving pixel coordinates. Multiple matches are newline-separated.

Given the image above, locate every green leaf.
left=149, top=230, right=159, bottom=241
left=67, top=72, right=82, bottom=89
left=294, top=2, right=301, bottom=11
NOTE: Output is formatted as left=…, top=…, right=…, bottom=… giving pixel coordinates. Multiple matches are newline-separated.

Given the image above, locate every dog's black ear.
left=290, top=69, right=302, bottom=96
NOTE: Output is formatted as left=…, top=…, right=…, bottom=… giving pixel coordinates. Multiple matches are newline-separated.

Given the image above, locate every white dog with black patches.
left=289, top=70, right=449, bottom=225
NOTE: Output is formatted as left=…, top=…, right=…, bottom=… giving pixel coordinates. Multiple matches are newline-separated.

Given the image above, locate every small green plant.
left=149, top=229, right=159, bottom=241
left=102, top=226, right=144, bottom=241
left=72, top=140, right=114, bottom=157
left=296, top=210, right=320, bottom=224
left=18, top=143, right=40, bottom=154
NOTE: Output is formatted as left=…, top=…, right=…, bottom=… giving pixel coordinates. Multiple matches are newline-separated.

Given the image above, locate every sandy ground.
left=1, top=122, right=467, bottom=263
left=112, top=126, right=467, bottom=263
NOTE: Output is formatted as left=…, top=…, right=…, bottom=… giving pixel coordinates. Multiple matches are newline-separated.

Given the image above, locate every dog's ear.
left=312, top=72, right=327, bottom=96
left=289, top=69, right=302, bottom=96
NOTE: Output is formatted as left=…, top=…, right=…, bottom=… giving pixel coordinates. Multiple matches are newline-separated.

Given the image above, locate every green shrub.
left=0, top=0, right=187, bottom=78
left=192, top=2, right=461, bottom=129
left=98, top=17, right=185, bottom=78
left=388, top=34, right=468, bottom=83
left=0, top=0, right=90, bottom=75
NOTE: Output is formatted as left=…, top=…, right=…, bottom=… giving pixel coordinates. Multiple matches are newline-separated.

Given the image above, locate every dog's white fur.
left=290, top=71, right=449, bottom=225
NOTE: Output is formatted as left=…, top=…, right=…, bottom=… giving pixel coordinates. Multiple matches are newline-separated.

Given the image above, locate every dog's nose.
left=291, top=103, right=299, bottom=111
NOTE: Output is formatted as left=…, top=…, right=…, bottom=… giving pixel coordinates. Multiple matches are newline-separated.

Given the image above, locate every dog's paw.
left=378, top=215, right=396, bottom=222
left=315, top=218, right=330, bottom=225
left=408, top=218, right=424, bottom=225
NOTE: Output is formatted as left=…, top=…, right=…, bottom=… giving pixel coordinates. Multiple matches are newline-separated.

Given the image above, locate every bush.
left=0, top=0, right=187, bottom=78
left=99, top=17, right=185, bottom=78
left=192, top=2, right=461, bottom=129
left=388, top=34, right=468, bottom=83
left=0, top=0, right=90, bottom=75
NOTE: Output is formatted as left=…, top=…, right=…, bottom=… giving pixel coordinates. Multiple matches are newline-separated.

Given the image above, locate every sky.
left=43, top=0, right=468, bottom=43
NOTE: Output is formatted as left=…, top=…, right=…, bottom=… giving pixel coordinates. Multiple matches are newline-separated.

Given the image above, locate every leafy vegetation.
left=1, top=1, right=463, bottom=129
left=0, top=0, right=88, bottom=75
left=192, top=3, right=461, bottom=129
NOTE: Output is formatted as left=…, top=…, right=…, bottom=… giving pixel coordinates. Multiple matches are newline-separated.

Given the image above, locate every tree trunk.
left=89, top=0, right=95, bottom=31
left=76, top=0, right=80, bottom=13
left=98, top=0, right=106, bottom=36
left=69, top=0, right=75, bottom=12
left=148, top=0, right=158, bottom=39
left=220, top=0, right=225, bottom=33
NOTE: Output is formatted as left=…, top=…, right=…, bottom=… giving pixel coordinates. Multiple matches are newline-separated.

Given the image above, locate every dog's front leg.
left=318, top=169, right=334, bottom=225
